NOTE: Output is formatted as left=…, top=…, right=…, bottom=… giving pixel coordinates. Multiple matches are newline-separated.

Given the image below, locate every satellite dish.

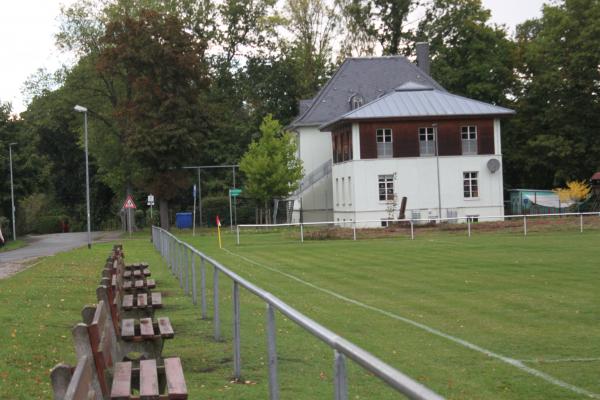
left=487, top=158, right=501, bottom=173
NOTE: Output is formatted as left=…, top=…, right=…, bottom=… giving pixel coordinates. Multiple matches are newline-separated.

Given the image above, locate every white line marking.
left=222, top=247, right=600, bottom=399
left=520, top=358, right=600, bottom=364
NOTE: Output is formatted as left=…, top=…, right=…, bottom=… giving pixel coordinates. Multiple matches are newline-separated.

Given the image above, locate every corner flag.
left=216, top=215, right=222, bottom=248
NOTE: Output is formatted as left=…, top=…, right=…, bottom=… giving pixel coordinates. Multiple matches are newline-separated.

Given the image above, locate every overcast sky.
left=0, top=0, right=549, bottom=115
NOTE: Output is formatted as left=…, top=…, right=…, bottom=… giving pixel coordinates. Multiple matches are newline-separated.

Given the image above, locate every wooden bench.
left=104, top=258, right=163, bottom=313
left=98, top=259, right=173, bottom=359
left=52, top=300, right=187, bottom=399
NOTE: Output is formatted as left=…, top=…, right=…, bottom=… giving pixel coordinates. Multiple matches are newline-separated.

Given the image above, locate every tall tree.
left=504, top=0, right=600, bottom=188
left=338, top=0, right=414, bottom=56
left=97, top=9, right=209, bottom=228
left=415, top=0, right=516, bottom=105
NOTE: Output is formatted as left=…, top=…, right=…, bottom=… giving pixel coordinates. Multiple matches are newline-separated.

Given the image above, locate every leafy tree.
left=338, top=0, right=415, bottom=56
left=504, top=0, right=600, bottom=188
left=553, top=180, right=591, bottom=203
left=239, top=115, right=303, bottom=223
left=415, top=0, right=516, bottom=105
left=96, top=8, right=210, bottom=228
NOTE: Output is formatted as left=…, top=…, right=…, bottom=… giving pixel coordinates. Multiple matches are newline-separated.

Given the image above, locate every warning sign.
left=123, top=195, right=137, bottom=209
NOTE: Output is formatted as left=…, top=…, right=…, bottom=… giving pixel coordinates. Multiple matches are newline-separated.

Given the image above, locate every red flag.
left=216, top=215, right=221, bottom=227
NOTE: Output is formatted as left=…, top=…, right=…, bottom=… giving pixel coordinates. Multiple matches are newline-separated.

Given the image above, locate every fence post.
left=185, top=246, right=190, bottom=295
left=410, top=220, right=414, bottom=240
left=334, top=350, right=348, bottom=400
left=192, top=253, right=197, bottom=306
left=300, top=223, right=304, bottom=243
left=266, top=303, right=279, bottom=400
left=580, top=213, right=583, bottom=233
left=352, top=221, right=357, bottom=241
left=467, top=217, right=471, bottom=238
left=233, top=281, right=241, bottom=380
left=213, top=265, right=221, bottom=341
left=523, top=215, right=527, bottom=237
left=201, top=258, right=207, bottom=319
left=236, top=225, right=240, bottom=245
left=178, top=243, right=184, bottom=288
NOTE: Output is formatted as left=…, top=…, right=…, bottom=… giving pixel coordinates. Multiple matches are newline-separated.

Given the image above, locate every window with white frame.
left=378, top=175, right=394, bottom=201
left=376, top=128, right=393, bottom=158
left=335, top=178, right=339, bottom=206
left=463, top=171, right=479, bottom=198
left=419, top=127, right=436, bottom=156
left=347, top=176, right=352, bottom=206
left=461, top=126, right=477, bottom=155
left=341, top=177, right=346, bottom=205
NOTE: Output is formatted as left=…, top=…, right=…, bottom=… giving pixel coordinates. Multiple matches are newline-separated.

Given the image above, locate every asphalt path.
left=0, top=231, right=122, bottom=278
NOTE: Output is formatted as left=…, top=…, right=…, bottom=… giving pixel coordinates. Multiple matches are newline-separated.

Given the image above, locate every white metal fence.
left=236, top=212, right=600, bottom=245
left=151, top=226, right=444, bottom=400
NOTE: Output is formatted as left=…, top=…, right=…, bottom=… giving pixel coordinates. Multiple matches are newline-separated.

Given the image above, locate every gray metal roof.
left=290, top=56, right=445, bottom=128
left=320, top=84, right=515, bottom=130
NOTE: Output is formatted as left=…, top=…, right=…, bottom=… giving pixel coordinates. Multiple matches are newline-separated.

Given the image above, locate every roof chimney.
left=416, top=42, right=430, bottom=75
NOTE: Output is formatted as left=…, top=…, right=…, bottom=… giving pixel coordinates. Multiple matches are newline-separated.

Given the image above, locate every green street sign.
left=229, top=188, right=242, bottom=197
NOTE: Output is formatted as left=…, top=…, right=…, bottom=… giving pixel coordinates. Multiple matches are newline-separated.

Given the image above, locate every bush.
left=31, top=216, right=66, bottom=234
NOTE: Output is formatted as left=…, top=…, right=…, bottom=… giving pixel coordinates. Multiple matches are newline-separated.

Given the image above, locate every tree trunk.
left=159, top=199, right=169, bottom=230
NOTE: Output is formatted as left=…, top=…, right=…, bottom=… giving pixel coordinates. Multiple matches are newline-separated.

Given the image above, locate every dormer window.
left=350, top=94, right=363, bottom=110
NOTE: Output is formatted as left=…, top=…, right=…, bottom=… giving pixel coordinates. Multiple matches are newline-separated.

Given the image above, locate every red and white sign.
left=123, top=195, right=137, bottom=209
left=216, top=215, right=221, bottom=227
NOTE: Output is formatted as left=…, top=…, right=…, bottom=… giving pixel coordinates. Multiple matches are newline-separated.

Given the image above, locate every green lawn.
left=0, top=239, right=27, bottom=252
left=0, top=228, right=598, bottom=399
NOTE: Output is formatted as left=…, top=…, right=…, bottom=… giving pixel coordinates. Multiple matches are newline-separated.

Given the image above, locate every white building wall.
left=292, top=125, right=334, bottom=222
left=333, top=155, right=504, bottom=225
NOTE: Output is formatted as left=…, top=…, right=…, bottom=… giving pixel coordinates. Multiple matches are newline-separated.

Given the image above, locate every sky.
left=0, top=0, right=549, bottom=115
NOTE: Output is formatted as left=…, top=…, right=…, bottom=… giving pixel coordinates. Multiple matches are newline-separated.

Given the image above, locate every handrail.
left=151, top=226, right=445, bottom=400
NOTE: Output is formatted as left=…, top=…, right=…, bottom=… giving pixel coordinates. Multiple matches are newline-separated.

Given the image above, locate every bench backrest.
left=76, top=300, right=120, bottom=397
left=50, top=355, right=102, bottom=400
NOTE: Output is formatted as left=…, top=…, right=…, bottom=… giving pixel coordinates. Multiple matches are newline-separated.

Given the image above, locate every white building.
left=288, top=45, right=514, bottom=225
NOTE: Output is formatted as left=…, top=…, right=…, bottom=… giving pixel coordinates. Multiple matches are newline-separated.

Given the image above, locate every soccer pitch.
left=185, top=228, right=600, bottom=399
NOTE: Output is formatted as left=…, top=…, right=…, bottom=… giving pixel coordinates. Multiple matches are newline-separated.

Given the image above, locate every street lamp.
left=8, top=142, right=17, bottom=241
left=74, top=105, right=92, bottom=249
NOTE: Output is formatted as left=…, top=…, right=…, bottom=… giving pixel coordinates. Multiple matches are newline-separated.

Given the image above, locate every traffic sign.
left=123, top=195, right=137, bottom=209
left=147, top=194, right=154, bottom=206
left=229, top=188, right=242, bottom=197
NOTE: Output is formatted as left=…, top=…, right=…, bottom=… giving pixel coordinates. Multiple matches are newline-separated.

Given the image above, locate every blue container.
left=175, top=212, right=193, bottom=229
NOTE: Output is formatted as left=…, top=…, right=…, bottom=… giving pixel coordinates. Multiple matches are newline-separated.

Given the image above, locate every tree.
left=239, top=115, right=303, bottom=223
left=338, top=0, right=415, bottom=56
left=97, top=9, right=209, bottom=229
left=504, top=0, right=600, bottom=188
left=415, top=0, right=516, bottom=105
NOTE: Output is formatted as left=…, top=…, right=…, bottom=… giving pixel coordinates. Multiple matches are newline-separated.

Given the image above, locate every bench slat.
left=140, top=318, right=155, bottom=338
left=164, top=357, right=187, bottom=399
left=151, top=292, right=162, bottom=308
left=143, top=268, right=151, bottom=277
left=140, top=359, right=159, bottom=399
left=135, top=280, right=144, bottom=289
left=123, top=281, right=132, bottom=289
left=133, top=270, right=142, bottom=277
left=111, top=361, right=132, bottom=399
left=137, top=293, right=148, bottom=308
left=121, top=319, right=135, bottom=339
left=157, top=317, right=174, bottom=339
left=146, top=279, right=156, bottom=288
left=123, top=270, right=132, bottom=278
left=122, top=295, right=133, bottom=310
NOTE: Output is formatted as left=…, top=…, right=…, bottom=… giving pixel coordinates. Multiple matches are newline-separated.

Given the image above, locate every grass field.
left=0, top=227, right=598, bottom=399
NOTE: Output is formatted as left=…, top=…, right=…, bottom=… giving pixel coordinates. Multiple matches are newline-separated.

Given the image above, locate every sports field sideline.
left=184, top=228, right=600, bottom=399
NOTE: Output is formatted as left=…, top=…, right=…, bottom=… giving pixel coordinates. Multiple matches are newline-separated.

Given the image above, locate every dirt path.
left=0, top=231, right=123, bottom=280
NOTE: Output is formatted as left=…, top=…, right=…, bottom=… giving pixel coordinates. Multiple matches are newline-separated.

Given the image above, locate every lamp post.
left=8, top=142, right=17, bottom=241
left=74, top=105, right=92, bottom=249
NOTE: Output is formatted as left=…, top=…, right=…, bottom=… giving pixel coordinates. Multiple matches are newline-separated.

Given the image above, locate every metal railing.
left=290, top=159, right=332, bottom=199
left=151, top=226, right=444, bottom=400
left=236, top=211, right=600, bottom=244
